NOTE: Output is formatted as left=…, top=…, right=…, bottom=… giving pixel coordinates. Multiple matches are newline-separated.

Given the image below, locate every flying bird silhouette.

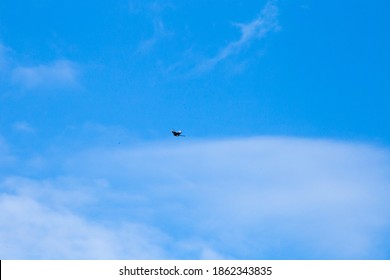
left=171, top=129, right=185, bottom=137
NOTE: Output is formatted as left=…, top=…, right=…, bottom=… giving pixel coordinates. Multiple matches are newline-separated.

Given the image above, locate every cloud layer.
left=1, top=135, right=389, bottom=259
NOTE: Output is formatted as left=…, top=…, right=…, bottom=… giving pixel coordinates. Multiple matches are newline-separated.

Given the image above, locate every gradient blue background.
left=0, top=0, right=389, bottom=259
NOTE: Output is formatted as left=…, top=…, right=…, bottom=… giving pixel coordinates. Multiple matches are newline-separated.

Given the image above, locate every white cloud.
left=1, top=135, right=389, bottom=259
left=196, top=0, right=279, bottom=72
left=0, top=42, right=81, bottom=93
left=0, top=176, right=169, bottom=259
left=12, top=60, right=80, bottom=90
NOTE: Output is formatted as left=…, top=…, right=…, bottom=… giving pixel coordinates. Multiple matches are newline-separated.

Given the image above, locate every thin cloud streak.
left=134, top=1, right=174, bottom=54
left=137, top=18, right=172, bottom=53
left=196, top=0, right=279, bottom=72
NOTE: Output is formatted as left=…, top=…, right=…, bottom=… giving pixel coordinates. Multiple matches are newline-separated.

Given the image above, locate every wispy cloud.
left=133, top=1, right=174, bottom=53
left=196, top=0, right=279, bottom=72
left=1, top=133, right=389, bottom=259
left=12, top=60, right=80, bottom=90
left=12, top=122, right=36, bottom=133
left=137, top=18, right=172, bottom=53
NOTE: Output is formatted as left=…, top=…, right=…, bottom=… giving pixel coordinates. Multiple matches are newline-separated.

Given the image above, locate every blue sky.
left=0, top=0, right=389, bottom=259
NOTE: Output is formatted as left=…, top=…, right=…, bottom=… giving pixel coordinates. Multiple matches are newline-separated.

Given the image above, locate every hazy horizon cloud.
left=1, top=135, right=389, bottom=259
